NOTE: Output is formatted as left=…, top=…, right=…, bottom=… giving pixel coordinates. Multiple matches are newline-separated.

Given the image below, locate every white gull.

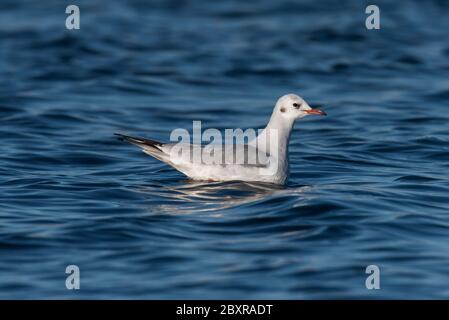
left=116, top=94, right=326, bottom=184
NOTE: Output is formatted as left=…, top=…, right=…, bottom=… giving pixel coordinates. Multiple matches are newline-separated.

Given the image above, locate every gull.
left=116, top=94, right=326, bottom=184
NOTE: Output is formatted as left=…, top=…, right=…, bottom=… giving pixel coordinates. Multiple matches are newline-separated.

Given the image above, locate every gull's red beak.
left=304, top=109, right=327, bottom=116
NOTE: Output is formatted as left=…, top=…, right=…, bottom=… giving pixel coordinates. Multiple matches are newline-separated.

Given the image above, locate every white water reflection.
left=136, top=180, right=313, bottom=215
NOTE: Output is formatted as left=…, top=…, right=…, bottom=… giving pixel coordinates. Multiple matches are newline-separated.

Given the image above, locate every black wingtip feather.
left=114, top=133, right=163, bottom=151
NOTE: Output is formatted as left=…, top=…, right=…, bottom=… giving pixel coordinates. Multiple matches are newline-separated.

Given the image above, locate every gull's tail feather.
left=115, top=133, right=170, bottom=163
left=115, top=133, right=163, bottom=151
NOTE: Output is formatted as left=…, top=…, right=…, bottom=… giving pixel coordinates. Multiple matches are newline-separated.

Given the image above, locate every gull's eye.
left=293, top=103, right=301, bottom=109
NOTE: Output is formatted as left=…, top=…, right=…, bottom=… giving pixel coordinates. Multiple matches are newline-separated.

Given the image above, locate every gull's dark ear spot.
left=280, top=107, right=286, bottom=113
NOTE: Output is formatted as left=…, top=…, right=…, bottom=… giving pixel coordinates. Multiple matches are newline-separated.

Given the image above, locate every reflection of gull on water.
left=136, top=180, right=313, bottom=216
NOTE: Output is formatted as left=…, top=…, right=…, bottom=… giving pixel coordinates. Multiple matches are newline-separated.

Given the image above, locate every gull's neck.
left=252, top=109, right=295, bottom=157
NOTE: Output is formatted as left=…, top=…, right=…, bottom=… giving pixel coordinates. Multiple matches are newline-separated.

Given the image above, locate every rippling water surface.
left=1, top=0, right=449, bottom=299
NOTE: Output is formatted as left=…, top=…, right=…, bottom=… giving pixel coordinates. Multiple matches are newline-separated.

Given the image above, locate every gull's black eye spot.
left=293, top=103, right=301, bottom=109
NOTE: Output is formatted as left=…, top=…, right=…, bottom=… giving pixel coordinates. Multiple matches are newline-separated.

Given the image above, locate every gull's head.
left=275, top=94, right=326, bottom=120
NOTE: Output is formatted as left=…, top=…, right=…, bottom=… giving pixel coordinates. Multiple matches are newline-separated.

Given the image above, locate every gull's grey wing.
left=162, top=143, right=270, bottom=167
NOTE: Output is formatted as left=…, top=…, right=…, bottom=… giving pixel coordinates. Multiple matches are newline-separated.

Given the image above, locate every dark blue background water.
left=1, top=0, right=449, bottom=299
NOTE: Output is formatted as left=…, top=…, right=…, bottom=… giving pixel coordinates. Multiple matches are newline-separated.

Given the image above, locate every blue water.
left=1, top=0, right=449, bottom=299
